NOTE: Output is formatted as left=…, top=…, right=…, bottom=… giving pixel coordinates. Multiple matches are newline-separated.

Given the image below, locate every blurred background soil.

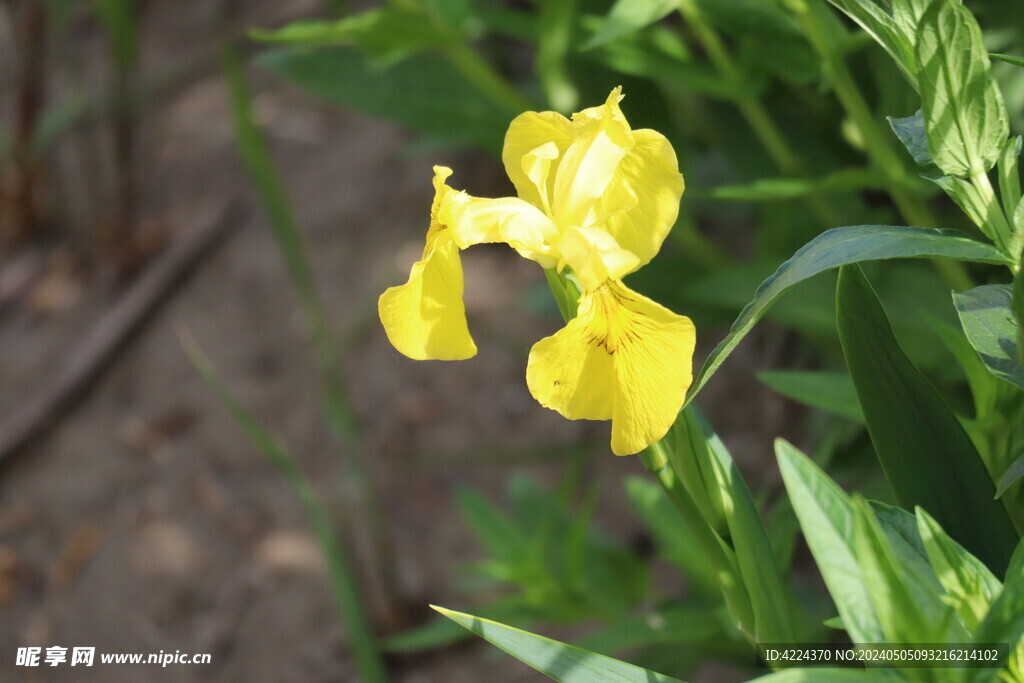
left=0, top=1, right=796, bottom=680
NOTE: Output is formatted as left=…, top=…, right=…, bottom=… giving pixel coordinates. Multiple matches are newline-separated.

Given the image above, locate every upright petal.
left=443, top=195, right=560, bottom=269
left=378, top=236, right=476, bottom=361
left=600, top=129, right=685, bottom=269
left=502, top=112, right=575, bottom=211
left=551, top=88, right=635, bottom=228
left=526, top=280, right=695, bottom=455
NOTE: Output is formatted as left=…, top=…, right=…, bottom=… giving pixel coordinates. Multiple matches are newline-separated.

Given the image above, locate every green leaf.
left=969, top=577, right=1024, bottom=683
left=698, top=168, right=883, bottom=202
left=990, top=53, right=1024, bottom=68
left=953, top=285, right=1024, bottom=391
left=433, top=606, right=685, bottom=682
left=672, top=409, right=797, bottom=643
left=998, top=137, right=1022, bottom=223
left=257, top=47, right=508, bottom=153
left=457, top=487, right=528, bottom=568
left=916, top=0, right=1009, bottom=176
left=996, top=453, right=1024, bottom=499
left=887, top=110, right=934, bottom=167
left=1016, top=267, right=1024, bottom=368
left=757, top=370, right=864, bottom=422
left=775, top=439, right=886, bottom=644
left=836, top=265, right=1018, bottom=574
left=687, top=225, right=1011, bottom=403
left=583, top=0, right=680, bottom=49
left=916, top=506, right=1002, bottom=631
left=381, top=597, right=534, bottom=653
left=1007, top=537, right=1024, bottom=584
left=852, top=498, right=933, bottom=643
left=824, top=0, right=917, bottom=85
left=251, top=7, right=454, bottom=61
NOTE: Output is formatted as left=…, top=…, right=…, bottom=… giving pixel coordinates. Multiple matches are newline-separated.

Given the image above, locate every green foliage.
left=836, top=265, right=1017, bottom=574
left=757, top=370, right=863, bottom=422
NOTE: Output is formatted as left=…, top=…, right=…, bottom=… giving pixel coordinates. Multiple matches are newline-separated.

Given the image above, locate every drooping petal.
left=378, top=236, right=476, bottom=361
left=502, top=112, right=575, bottom=211
left=600, top=129, right=685, bottom=269
left=526, top=280, right=695, bottom=455
left=551, top=87, right=635, bottom=229
left=443, top=194, right=560, bottom=269
left=555, top=225, right=640, bottom=292
left=378, top=166, right=477, bottom=361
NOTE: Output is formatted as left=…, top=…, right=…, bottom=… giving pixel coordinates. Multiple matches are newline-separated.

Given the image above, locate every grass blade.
left=181, top=333, right=388, bottom=682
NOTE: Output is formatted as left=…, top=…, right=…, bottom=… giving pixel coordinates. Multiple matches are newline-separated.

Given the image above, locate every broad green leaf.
left=926, top=313, right=1000, bottom=416
left=251, top=7, right=454, bottom=61
left=969, top=577, right=1024, bottom=683
left=916, top=0, right=1009, bottom=176
left=433, top=606, right=685, bottom=682
left=258, top=47, right=509, bottom=153
left=698, top=168, right=883, bottom=202
left=916, top=506, right=1001, bottom=630
left=583, top=0, right=680, bottom=49
left=836, top=265, right=1018, bottom=574
left=824, top=0, right=917, bottom=86
left=757, top=370, right=864, bottom=422
left=775, top=439, right=886, bottom=644
left=953, top=285, right=1024, bottom=391
left=998, top=137, right=1022, bottom=223
left=887, top=110, right=934, bottom=167
left=996, top=453, right=1024, bottom=499
left=687, top=226, right=1011, bottom=403
left=673, top=409, right=797, bottom=643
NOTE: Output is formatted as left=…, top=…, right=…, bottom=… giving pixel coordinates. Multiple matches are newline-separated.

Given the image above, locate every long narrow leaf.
left=836, top=265, right=1018, bottom=574
left=433, top=606, right=685, bottom=682
left=688, top=225, right=1010, bottom=403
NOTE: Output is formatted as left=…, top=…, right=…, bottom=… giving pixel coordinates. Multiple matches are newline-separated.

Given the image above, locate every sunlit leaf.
left=434, top=606, right=685, bottom=682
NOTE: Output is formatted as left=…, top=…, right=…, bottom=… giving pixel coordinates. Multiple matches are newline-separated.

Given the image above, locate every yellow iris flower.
left=378, top=88, right=696, bottom=455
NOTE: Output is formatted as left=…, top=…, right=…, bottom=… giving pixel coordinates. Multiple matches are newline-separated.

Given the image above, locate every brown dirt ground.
left=0, top=2, right=798, bottom=681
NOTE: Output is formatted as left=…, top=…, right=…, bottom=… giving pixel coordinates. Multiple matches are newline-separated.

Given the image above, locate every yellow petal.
left=555, top=225, right=640, bottom=291
left=526, top=280, right=695, bottom=455
left=378, top=166, right=476, bottom=361
left=502, top=111, right=575, bottom=211
left=601, top=129, right=685, bottom=269
left=443, top=195, right=560, bottom=269
left=378, top=236, right=477, bottom=361
left=551, top=87, right=635, bottom=228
